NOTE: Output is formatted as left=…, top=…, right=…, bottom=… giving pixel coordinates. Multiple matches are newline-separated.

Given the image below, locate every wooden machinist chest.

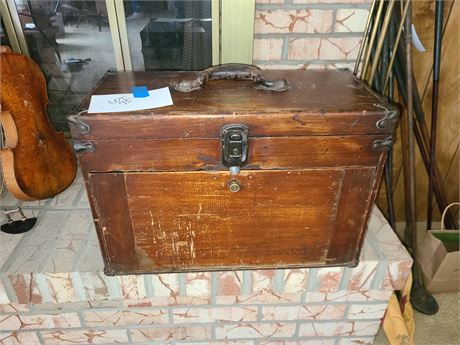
left=69, top=65, right=398, bottom=275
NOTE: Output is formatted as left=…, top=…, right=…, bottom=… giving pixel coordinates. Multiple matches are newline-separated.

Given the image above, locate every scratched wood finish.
left=70, top=70, right=397, bottom=140
left=90, top=173, right=137, bottom=271
left=327, top=168, right=376, bottom=264
left=79, top=136, right=384, bottom=173
left=90, top=169, right=349, bottom=272
left=72, top=70, right=395, bottom=274
left=73, top=113, right=391, bottom=140
left=82, top=70, right=392, bottom=115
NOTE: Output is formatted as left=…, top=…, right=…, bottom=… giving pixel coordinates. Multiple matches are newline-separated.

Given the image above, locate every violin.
left=0, top=46, right=76, bottom=200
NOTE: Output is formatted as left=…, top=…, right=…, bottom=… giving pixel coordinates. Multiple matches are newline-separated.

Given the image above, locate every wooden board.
left=89, top=168, right=375, bottom=273
left=78, top=136, right=384, bottom=172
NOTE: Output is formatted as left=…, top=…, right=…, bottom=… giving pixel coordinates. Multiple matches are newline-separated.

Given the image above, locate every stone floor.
left=0, top=171, right=104, bottom=274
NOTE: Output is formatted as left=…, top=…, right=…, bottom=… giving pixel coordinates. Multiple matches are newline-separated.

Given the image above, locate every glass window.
left=13, top=0, right=117, bottom=130
left=123, top=0, right=212, bottom=71
left=0, top=17, right=11, bottom=47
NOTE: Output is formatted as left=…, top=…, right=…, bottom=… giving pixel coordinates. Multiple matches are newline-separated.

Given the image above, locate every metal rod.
left=405, top=1, right=417, bottom=256
left=387, top=6, right=395, bottom=100
left=354, top=0, right=378, bottom=75
left=359, top=0, right=385, bottom=79
left=384, top=3, right=396, bottom=228
left=382, top=0, right=411, bottom=94
left=427, top=0, right=444, bottom=229
left=368, top=0, right=396, bottom=86
left=379, top=9, right=390, bottom=94
left=393, top=36, right=458, bottom=229
left=384, top=159, right=396, bottom=229
left=400, top=97, right=411, bottom=246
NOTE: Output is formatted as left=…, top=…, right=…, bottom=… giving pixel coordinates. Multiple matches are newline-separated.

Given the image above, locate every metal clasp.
left=221, top=124, right=249, bottom=177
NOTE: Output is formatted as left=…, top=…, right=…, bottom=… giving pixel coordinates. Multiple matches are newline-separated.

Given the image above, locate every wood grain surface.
left=79, top=136, right=384, bottom=173
left=74, top=69, right=392, bottom=274
left=88, top=168, right=383, bottom=273
left=0, top=49, right=76, bottom=200
left=71, top=70, right=397, bottom=140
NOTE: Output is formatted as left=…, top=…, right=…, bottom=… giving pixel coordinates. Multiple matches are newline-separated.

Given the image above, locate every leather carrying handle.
left=173, top=63, right=290, bottom=92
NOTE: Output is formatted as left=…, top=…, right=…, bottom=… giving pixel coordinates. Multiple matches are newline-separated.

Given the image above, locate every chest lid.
left=70, top=65, right=398, bottom=140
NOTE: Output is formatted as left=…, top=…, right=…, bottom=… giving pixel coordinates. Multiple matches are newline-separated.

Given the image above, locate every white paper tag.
left=87, top=87, right=173, bottom=114
left=411, top=24, right=426, bottom=53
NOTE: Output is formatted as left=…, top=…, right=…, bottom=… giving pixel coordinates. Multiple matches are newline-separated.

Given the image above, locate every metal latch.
left=221, top=124, right=249, bottom=177
left=221, top=125, right=248, bottom=192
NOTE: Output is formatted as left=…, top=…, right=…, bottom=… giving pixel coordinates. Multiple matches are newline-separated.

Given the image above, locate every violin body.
left=0, top=47, right=76, bottom=200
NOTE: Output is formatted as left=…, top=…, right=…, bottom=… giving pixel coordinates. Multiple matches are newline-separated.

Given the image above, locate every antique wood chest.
left=69, top=65, right=398, bottom=275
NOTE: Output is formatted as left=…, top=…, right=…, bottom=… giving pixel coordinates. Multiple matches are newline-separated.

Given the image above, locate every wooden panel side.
left=125, top=169, right=344, bottom=271
left=327, top=167, right=376, bottom=265
left=89, top=173, right=137, bottom=273
left=73, top=113, right=392, bottom=140
left=78, top=136, right=383, bottom=172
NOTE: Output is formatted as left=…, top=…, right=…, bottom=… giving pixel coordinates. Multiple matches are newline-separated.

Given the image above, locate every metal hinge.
left=73, top=141, right=95, bottom=153
left=68, top=110, right=90, bottom=135
left=372, top=136, right=393, bottom=151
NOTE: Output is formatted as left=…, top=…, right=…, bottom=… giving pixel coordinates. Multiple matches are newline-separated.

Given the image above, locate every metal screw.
left=228, top=180, right=241, bottom=193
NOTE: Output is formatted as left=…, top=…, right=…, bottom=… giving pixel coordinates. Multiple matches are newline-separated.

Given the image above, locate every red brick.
left=130, top=326, right=212, bottom=342
left=172, top=306, right=257, bottom=323
left=84, top=310, right=169, bottom=326
left=0, top=331, right=40, bottom=345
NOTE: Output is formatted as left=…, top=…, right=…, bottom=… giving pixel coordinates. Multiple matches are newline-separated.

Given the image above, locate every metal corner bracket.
left=73, top=141, right=95, bottom=154
left=373, top=103, right=399, bottom=130
left=372, top=136, right=393, bottom=151
left=68, top=110, right=90, bottom=135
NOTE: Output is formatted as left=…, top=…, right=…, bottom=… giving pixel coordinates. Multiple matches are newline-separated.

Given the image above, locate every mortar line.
left=34, top=273, right=53, bottom=303
left=256, top=3, right=372, bottom=10
left=2, top=299, right=396, bottom=315
left=70, top=272, right=87, bottom=301
left=0, top=273, right=18, bottom=303
left=242, top=271, right=252, bottom=295
left=210, top=272, right=217, bottom=306
left=253, top=59, right=357, bottom=65
left=281, top=37, right=289, bottom=60
left=104, top=276, right=121, bottom=299
left=338, top=267, right=351, bottom=291
left=36, top=331, right=46, bottom=345
left=332, top=8, right=338, bottom=32
left=306, top=268, right=318, bottom=291
left=0, top=320, right=384, bottom=332
left=254, top=32, right=364, bottom=38
left=143, top=275, right=155, bottom=298
left=178, top=273, right=186, bottom=296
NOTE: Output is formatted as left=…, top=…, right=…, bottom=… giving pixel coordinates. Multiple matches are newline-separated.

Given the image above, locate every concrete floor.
left=374, top=292, right=460, bottom=345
